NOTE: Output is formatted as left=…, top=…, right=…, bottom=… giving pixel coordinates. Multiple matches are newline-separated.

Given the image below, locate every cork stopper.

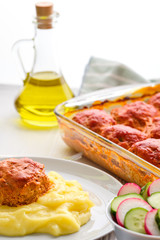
left=36, top=2, right=53, bottom=17
left=35, top=2, right=54, bottom=29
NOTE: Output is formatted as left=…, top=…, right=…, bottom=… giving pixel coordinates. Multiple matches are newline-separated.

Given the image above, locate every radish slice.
left=148, top=179, right=160, bottom=196
left=117, top=183, right=141, bottom=196
left=116, top=198, right=152, bottom=227
left=145, top=209, right=160, bottom=235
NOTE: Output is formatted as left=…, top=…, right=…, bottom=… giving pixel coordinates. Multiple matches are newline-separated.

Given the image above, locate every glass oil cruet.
left=13, top=2, right=74, bottom=127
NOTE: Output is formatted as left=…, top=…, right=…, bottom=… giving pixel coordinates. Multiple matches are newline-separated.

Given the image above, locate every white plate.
left=0, top=156, right=122, bottom=240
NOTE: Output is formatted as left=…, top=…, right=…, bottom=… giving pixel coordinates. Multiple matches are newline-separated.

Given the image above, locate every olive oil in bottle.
left=13, top=2, right=74, bottom=127
left=15, top=71, right=74, bottom=127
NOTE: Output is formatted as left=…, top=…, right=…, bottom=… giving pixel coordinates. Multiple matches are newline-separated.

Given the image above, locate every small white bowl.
left=106, top=200, right=160, bottom=240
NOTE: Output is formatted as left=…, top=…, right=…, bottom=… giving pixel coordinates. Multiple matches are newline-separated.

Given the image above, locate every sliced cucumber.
left=140, top=182, right=152, bottom=201
left=124, top=207, right=148, bottom=234
left=155, top=209, right=160, bottom=230
left=111, top=193, right=144, bottom=215
left=147, top=192, right=160, bottom=209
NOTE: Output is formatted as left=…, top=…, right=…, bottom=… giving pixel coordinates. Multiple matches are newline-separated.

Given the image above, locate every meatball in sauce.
left=111, top=101, right=158, bottom=132
left=73, top=109, right=116, bottom=134
left=101, top=124, right=147, bottom=150
left=0, top=158, right=51, bottom=207
left=129, top=138, right=160, bottom=168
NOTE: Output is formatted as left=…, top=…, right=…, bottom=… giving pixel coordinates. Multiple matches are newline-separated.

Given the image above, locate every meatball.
left=0, top=158, right=51, bottom=207
left=148, top=117, right=160, bottom=139
left=129, top=138, right=160, bottom=168
left=72, top=109, right=116, bottom=134
left=111, top=101, right=158, bottom=131
left=148, top=92, right=160, bottom=111
left=101, top=124, right=147, bottom=150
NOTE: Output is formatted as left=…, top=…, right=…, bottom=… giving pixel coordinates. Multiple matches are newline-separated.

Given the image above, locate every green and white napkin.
left=79, top=57, right=153, bottom=95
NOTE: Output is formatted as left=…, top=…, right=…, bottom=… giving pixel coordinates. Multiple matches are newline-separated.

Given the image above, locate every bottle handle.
left=12, top=38, right=34, bottom=83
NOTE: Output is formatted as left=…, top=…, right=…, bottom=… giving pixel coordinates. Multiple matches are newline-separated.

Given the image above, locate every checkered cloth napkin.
left=79, top=57, right=157, bottom=95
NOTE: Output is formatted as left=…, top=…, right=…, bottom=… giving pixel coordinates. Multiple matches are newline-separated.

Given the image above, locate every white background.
left=1, top=0, right=160, bottom=90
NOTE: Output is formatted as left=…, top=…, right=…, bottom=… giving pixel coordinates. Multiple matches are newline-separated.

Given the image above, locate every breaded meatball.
left=129, top=138, right=160, bottom=168
left=0, top=158, right=51, bottom=207
left=111, top=101, right=158, bottom=131
left=72, top=109, right=116, bottom=134
left=148, top=93, right=160, bottom=111
left=101, top=124, right=147, bottom=150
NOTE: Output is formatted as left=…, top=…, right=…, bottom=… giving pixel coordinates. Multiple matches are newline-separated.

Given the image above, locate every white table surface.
left=0, top=84, right=117, bottom=240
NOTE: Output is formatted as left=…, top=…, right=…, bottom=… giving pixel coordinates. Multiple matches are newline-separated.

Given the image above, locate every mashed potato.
left=0, top=171, right=94, bottom=237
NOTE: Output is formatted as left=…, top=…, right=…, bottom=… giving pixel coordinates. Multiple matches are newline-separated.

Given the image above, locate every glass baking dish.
left=55, top=83, right=160, bottom=186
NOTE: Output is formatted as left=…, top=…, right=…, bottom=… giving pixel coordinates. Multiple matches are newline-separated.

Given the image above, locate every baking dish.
left=54, top=83, right=160, bottom=186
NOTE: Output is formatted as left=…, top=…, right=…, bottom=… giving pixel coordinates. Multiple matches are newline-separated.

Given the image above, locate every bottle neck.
left=31, top=19, right=60, bottom=75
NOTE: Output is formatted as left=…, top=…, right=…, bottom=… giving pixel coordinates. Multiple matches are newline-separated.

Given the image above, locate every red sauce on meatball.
left=111, top=101, right=158, bottom=131
left=73, top=109, right=116, bottom=134
left=148, top=93, right=160, bottom=111
left=129, top=138, right=160, bottom=168
left=101, top=124, right=147, bottom=149
left=0, top=158, right=51, bottom=207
